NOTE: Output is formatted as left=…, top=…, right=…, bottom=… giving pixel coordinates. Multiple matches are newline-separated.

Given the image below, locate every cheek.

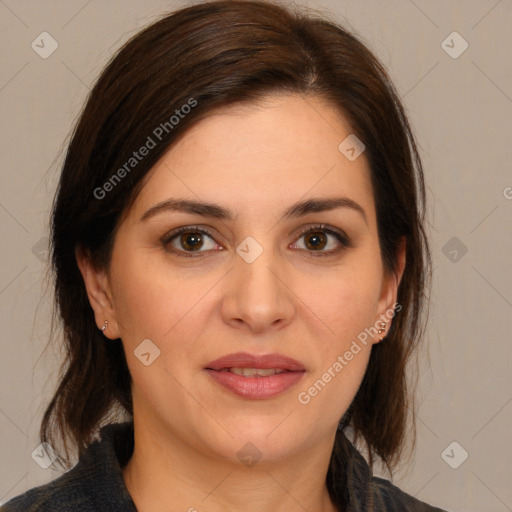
left=109, top=252, right=210, bottom=408
left=109, top=242, right=170, bottom=333
left=295, top=296, right=374, bottom=431
left=292, top=255, right=382, bottom=420
left=294, top=330, right=373, bottom=439
left=301, top=255, right=383, bottom=342
left=109, top=248, right=215, bottom=360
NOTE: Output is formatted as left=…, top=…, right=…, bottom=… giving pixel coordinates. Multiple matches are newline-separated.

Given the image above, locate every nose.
left=220, top=243, right=296, bottom=334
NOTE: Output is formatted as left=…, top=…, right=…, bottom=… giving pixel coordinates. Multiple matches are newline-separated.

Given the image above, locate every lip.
left=204, top=352, right=306, bottom=400
left=204, top=352, right=305, bottom=372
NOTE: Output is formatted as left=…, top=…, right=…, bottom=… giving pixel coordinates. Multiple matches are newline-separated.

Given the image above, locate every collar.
left=75, top=421, right=137, bottom=511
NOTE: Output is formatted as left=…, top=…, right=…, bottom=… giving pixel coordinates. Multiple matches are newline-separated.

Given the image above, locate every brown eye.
left=292, top=224, right=352, bottom=256
left=304, top=231, right=328, bottom=251
left=161, top=226, right=220, bottom=257
left=179, top=231, right=205, bottom=251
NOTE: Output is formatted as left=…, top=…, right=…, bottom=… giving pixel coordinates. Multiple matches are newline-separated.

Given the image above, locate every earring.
left=101, top=319, right=108, bottom=332
left=377, top=321, right=386, bottom=342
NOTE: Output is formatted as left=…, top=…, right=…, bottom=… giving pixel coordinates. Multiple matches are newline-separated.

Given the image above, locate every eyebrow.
left=140, top=196, right=368, bottom=225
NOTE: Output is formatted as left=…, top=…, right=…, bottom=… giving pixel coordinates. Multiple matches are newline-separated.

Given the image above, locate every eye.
left=291, top=223, right=352, bottom=257
left=161, top=223, right=352, bottom=258
left=161, top=225, right=221, bottom=258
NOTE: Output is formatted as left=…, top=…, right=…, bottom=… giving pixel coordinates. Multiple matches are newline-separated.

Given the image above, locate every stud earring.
left=377, top=321, right=386, bottom=342
left=101, top=319, right=108, bottom=332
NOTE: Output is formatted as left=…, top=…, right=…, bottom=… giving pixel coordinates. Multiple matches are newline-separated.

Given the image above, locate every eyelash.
left=161, top=223, right=352, bottom=258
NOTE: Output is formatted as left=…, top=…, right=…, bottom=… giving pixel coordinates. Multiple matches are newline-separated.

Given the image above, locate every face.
left=79, top=93, right=404, bottom=464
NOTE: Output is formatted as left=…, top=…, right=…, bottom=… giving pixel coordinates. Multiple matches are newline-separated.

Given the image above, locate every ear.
left=374, top=237, right=406, bottom=343
left=75, top=245, right=121, bottom=340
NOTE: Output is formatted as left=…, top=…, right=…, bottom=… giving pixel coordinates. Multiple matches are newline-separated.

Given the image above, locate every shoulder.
left=0, top=470, right=96, bottom=511
left=338, top=430, right=449, bottom=511
left=372, top=475, right=450, bottom=512
left=1, top=422, right=136, bottom=512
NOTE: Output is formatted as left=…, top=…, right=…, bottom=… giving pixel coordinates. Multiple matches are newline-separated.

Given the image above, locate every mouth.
left=204, top=352, right=306, bottom=399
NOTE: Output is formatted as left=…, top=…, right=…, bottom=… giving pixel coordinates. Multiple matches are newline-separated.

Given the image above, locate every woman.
left=2, top=0, right=447, bottom=510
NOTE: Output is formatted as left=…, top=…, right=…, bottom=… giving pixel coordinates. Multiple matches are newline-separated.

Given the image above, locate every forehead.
left=130, top=94, right=375, bottom=223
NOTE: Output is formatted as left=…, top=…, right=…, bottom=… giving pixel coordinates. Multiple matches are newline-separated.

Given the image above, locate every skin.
left=77, top=93, right=405, bottom=512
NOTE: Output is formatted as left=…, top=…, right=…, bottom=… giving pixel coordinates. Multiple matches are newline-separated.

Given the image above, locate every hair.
left=41, top=0, right=431, bottom=502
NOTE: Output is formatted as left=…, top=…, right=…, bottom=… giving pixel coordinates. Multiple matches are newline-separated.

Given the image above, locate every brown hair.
left=42, top=0, right=431, bottom=497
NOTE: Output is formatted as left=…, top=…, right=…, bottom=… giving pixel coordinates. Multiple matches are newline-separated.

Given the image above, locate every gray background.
left=1, top=1, right=511, bottom=511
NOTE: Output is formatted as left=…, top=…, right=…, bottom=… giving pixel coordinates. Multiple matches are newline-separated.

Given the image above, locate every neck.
left=122, top=415, right=342, bottom=512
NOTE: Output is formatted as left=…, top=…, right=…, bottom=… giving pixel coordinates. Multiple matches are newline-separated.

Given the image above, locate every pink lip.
left=204, top=352, right=306, bottom=400
left=204, top=352, right=305, bottom=371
